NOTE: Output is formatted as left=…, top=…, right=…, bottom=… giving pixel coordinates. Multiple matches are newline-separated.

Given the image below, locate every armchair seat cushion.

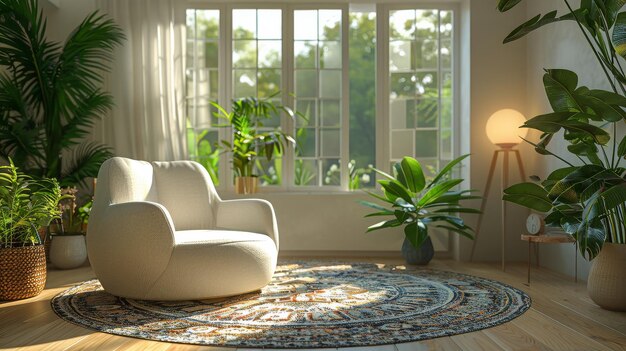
left=148, top=230, right=277, bottom=300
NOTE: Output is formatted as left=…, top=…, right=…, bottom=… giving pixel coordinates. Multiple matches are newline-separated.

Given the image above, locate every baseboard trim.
left=279, top=250, right=452, bottom=259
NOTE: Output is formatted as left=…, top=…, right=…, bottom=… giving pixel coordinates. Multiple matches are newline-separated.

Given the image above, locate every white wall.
left=42, top=0, right=531, bottom=259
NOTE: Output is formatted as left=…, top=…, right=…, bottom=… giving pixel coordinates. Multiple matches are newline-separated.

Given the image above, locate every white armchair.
left=87, top=157, right=279, bottom=300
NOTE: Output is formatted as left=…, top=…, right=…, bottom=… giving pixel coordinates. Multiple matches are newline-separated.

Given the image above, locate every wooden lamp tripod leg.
left=469, top=150, right=499, bottom=262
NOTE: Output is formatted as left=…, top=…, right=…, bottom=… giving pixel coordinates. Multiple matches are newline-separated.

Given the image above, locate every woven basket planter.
left=0, top=245, right=47, bottom=301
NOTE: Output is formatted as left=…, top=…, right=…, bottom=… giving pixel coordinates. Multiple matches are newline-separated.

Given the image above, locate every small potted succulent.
left=0, top=160, right=63, bottom=300
left=360, top=155, right=480, bottom=265
left=49, top=188, right=91, bottom=269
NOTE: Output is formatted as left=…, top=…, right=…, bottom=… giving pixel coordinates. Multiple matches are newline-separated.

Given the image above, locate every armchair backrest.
left=94, top=157, right=220, bottom=230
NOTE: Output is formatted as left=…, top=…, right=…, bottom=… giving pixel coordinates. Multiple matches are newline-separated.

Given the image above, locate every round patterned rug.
left=51, top=262, right=530, bottom=348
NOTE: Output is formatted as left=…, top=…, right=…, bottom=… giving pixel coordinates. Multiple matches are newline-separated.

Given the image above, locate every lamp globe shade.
left=485, top=109, right=528, bottom=148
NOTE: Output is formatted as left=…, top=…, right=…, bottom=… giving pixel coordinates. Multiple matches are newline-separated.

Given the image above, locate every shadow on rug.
left=51, top=262, right=531, bottom=348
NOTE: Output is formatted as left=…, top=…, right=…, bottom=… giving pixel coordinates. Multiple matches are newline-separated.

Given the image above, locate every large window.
left=184, top=4, right=458, bottom=191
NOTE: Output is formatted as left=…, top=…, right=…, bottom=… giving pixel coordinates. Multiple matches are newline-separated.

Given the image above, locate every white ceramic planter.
left=50, top=235, right=87, bottom=270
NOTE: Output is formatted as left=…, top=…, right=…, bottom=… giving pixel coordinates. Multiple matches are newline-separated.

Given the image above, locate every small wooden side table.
left=521, top=234, right=577, bottom=285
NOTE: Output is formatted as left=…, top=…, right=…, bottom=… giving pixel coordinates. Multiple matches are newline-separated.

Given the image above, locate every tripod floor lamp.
left=469, top=109, right=528, bottom=271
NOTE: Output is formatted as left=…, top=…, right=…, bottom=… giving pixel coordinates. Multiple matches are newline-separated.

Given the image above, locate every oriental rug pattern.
left=51, top=262, right=530, bottom=348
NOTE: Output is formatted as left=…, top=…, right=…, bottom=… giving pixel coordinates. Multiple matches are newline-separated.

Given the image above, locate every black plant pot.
left=401, top=236, right=434, bottom=265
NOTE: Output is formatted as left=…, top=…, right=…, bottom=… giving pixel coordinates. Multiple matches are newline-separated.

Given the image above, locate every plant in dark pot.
left=0, top=0, right=124, bottom=188
left=211, top=94, right=296, bottom=194
left=0, top=160, right=63, bottom=300
left=498, top=0, right=626, bottom=311
left=360, top=155, right=480, bottom=265
left=49, top=188, right=91, bottom=269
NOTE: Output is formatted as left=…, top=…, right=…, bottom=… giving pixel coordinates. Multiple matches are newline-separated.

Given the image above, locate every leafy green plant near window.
left=211, top=95, right=296, bottom=179
left=0, top=0, right=125, bottom=187
left=360, top=155, right=479, bottom=249
left=497, top=0, right=626, bottom=259
left=0, top=160, right=64, bottom=247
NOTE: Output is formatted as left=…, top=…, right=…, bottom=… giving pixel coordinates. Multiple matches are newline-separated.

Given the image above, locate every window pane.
left=233, top=9, right=256, bottom=39
left=323, top=159, right=341, bottom=185
left=320, top=70, right=341, bottom=98
left=233, top=69, right=257, bottom=97
left=390, top=99, right=415, bottom=129
left=297, top=128, right=316, bottom=157
left=295, top=10, right=318, bottom=40
left=390, top=10, right=414, bottom=40
left=390, top=40, right=411, bottom=71
left=416, top=71, right=438, bottom=97
left=416, top=98, right=438, bottom=128
left=258, top=40, right=282, bottom=68
left=320, top=41, right=341, bottom=69
left=257, top=10, right=281, bottom=40
left=391, top=130, right=413, bottom=159
left=296, top=100, right=317, bottom=127
left=203, top=41, right=219, bottom=68
left=295, top=41, right=317, bottom=68
left=415, top=10, right=437, bottom=39
left=233, top=40, right=257, bottom=68
left=319, top=10, right=341, bottom=41
left=257, top=69, right=281, bottom=98
left=321, top=100, right=340, bottom=127
left=295, top=70, right=317, bottom=98
left=197, top=10, right=219, bottom=39
left=390, top=73, right=416, bottom=98
left=415, top=130, right=437, bottom=158
left=295, top=159, right=317, bottom=186
left=321, top=129, right=340, bottom=157
left=415, top=39, right=437, bottom=69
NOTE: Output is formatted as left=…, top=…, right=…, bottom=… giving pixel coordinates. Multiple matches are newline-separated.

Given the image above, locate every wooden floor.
left=1, top=258, right=625, bottom=351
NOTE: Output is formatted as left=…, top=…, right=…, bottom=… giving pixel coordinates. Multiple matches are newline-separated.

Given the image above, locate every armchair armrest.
left=215, top=199, right=279, bottom=250
left=87, top=201, right=176, bottom=297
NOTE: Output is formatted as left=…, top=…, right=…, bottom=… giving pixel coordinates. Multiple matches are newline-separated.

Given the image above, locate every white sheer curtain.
left=96, top=0, right=187, bottom=161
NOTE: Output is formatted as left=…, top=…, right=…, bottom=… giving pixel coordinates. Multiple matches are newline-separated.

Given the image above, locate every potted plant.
left=360, top=155, right=480, bottom=265
left=48, top=188, right=91, bottom=269
left=497, top=0, right=626, bottom=310
left=0, top=0, right=124, bottom=188
left=0, top=160, right=63, bottom=300
left=211, top=95, right=296, bottom=194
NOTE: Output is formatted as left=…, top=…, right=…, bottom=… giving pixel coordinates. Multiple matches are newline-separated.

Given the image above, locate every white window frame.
left=185, top=1, right=461, bottom=194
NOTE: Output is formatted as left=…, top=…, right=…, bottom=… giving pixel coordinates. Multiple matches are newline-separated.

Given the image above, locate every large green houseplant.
left=498, top=0, right=626, bottom=310
left=0, top=0, right=124, bottom=187
left=360, top=155, right=480, bottom=265
left=211, top=95, right=295, bottom=193
left=0, top=160, right=64, bottom=300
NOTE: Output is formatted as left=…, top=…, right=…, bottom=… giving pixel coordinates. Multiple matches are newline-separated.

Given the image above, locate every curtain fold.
left=95, top=0, right=187, bottom=161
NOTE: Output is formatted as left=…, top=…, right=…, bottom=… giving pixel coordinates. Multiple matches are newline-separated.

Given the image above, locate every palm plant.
left=0, top=159, right=64, bottom=247
left=361, top=155, right=480, bottom=249
left=0, top=0, right=125, bottom=187
left=497, top=0, right=626, bottom=259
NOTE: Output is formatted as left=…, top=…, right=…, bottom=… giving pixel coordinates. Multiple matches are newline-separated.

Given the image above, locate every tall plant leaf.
left=503, top=182, right=553, bottom=212
left=612, top=12, right=626, bottom=58
left=395, top=157, right=425, bottom=193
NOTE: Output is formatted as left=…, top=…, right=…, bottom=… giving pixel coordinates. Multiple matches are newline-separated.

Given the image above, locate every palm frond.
left=60, top=90, right=114, bottom=149
left=60, top=142, right=113, bottom=187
